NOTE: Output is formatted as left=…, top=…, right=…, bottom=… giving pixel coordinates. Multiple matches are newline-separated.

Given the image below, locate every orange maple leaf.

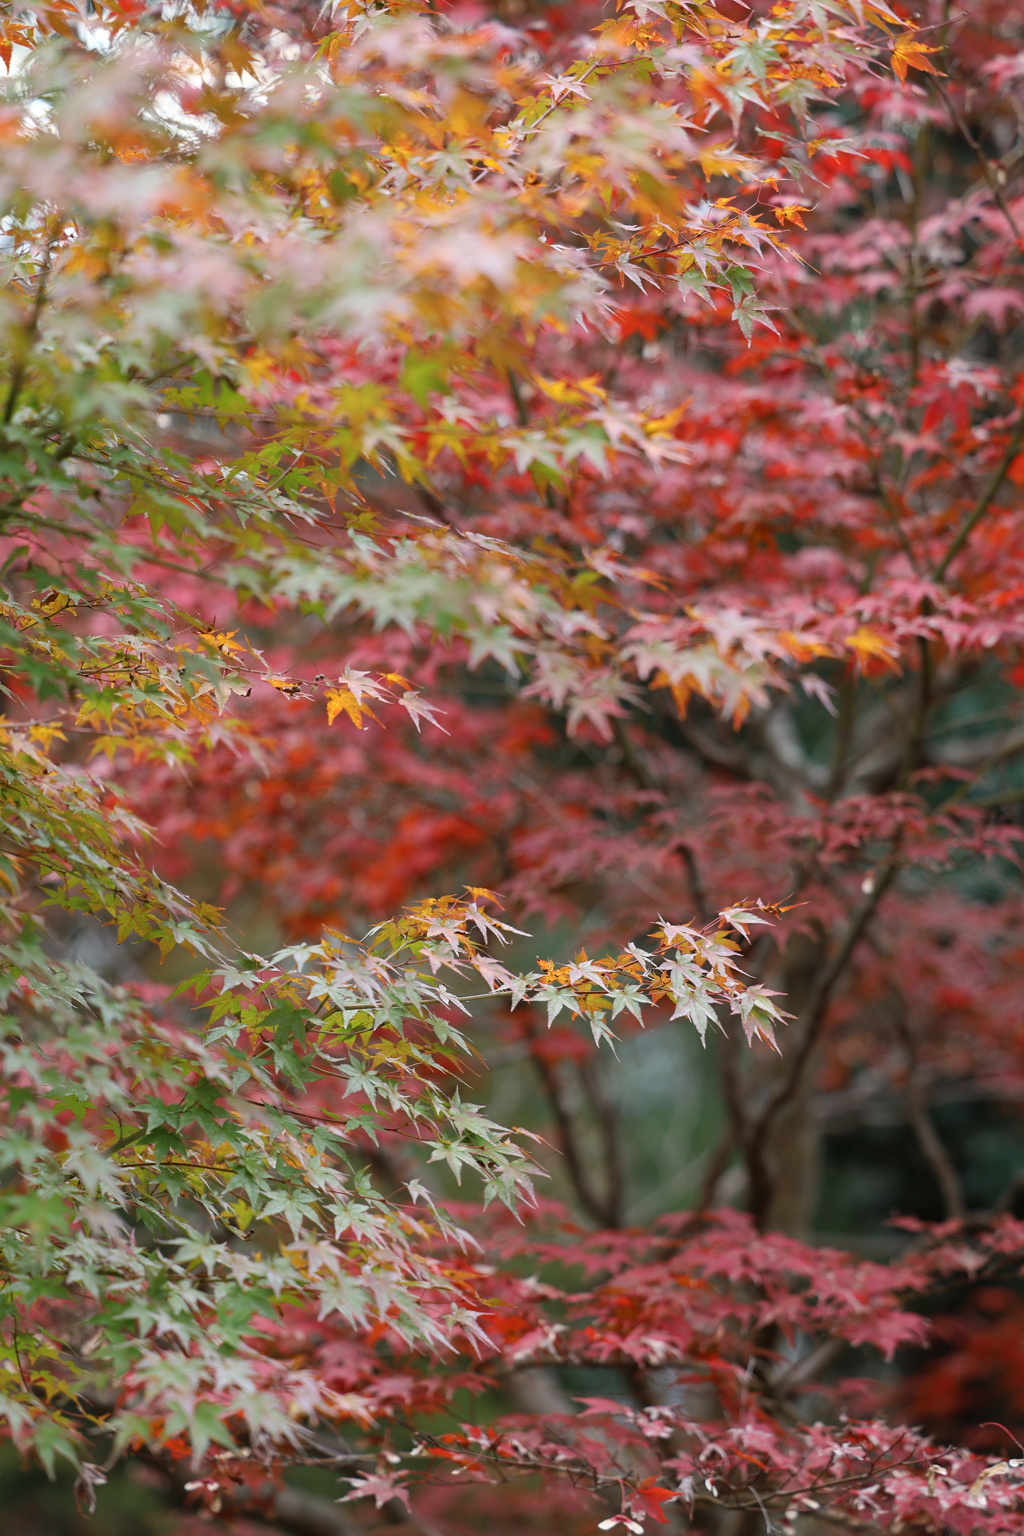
left=891, top=33, right=940, bottom=86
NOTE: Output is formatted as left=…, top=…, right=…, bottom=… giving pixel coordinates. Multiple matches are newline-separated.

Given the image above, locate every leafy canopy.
left=5, top=1, right=1024, bottom=1533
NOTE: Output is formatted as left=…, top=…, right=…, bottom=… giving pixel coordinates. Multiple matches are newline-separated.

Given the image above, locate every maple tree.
left=4, top=0, right=1024, bottom=1533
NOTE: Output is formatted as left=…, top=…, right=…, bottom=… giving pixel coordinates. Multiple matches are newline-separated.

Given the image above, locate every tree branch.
left=691, top=1120, right=737, bottom=1215
left=3, top=236, right=54, bottom=427
left=936, top=78, right=1024, bottom=243
left=895, top=1017, right=965, bottom=1222
left=526, top=1017, right=617, bottom=1226
left=934, top=400, right=1024, bottom=581
left=151, top=1462, right=360, bottom=1536
left=611, top=717, right=709, bottom=920
left=580, top=1053, right=625, bottom=1229
left=744, top=856, right=900, bottom=1227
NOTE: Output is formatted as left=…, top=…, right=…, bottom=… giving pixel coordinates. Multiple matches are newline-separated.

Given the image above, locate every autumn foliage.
left=3, top=0, right=1024, bottom=1532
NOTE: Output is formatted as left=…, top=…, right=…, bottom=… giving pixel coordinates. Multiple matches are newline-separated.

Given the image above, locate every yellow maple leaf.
left=844, top=627, right=900, bottom=670
left=28, top=724, right=66, bottom=751
left=699, top=147, right=756, bottom=179
left=199, top=629, right=241, bottom=653
left=576, top=374, right=608, bottom=401
left=533, top=374, right=587, bottom=405
left=643, top=404, right=688, bottom=437
left=32, top=590, right=74, bottom=618
left=241, top=349, right=279, bottom=389
left=326, top=686, right=364, bottom=728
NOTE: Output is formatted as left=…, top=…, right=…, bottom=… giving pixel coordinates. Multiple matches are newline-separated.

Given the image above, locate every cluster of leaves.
left=193, top=1208, right=1024, bottom=1533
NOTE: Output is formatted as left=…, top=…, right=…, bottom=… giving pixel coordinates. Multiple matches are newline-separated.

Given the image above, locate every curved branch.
left=895, top=1016, right=965, bottom=1223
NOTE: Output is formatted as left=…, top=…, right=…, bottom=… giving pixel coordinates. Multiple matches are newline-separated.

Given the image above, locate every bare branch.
left=895, top=1017, right=966, bottom=1223
left=526, top=1017, right=617, bottom=1227
left=580, top=1054, right=625, bottom=1229
left=692, top=1122, right=738, bottom=1215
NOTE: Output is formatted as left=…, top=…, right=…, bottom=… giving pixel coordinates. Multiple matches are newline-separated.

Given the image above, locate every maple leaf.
left=325, top=684, right=367, bottom=728
left=398, top=690, right=447, bottom=733
left=891, top=32, right=941, bottom=84
left=844, top=626, right=900, bottom=672
left=626, top=1477, right=678, bottom=1524
left=339, top=1472, right=411, bottom=1511
left=267, top=677, right=304, bottom=698
left=963, top=288, right=1024, bottom=328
